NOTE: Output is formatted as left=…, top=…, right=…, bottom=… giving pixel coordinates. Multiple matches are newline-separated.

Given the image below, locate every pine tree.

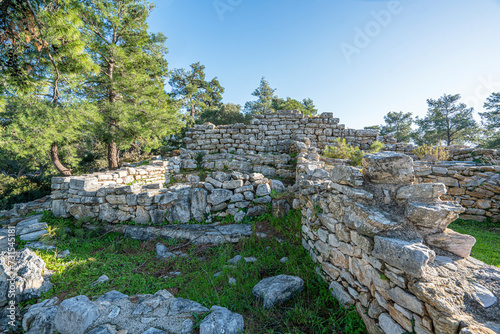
left=414, top=94, right=478, bottom=146
left=80, top=0, right=181, bottom=169
left=169, top=62, right=224, bottom=119
left=480, top=92, right=500, bottom=130
left=244, top=77, right=277, bottom=115
left=0, top=0, right=97, bottom=176
left=380, top=111, right=413, bottom=143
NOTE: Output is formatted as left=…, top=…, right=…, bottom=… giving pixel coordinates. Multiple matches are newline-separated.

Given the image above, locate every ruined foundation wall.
left=49, top=150, right=296, bottom=225
left=415, top=162, right=500, bottom=222
left=184, top=110, right=383, bottom=154
left=296, top=146, right=499, bottom=334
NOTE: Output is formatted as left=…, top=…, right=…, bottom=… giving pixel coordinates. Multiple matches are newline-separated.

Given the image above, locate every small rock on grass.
left=156, top=243, right=176, bottom=259
left=57, top=250, right=70, bottom=258
left=244, top=257, right=257, bottom=263
left=280, top=257, right=288, bottom=263
left=252, top=275, right=304, bottom=308
left=90, top=275, right=109, bottom=287
left=229, top=277, right=236, bottom=285
left=227, top=255, right=242, bottom=264
left=25, top=242, right=56, bottom=251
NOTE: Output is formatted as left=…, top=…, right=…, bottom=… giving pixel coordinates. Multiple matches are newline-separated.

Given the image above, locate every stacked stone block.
left=415, top=162, right=500, bottom=222
left=297, top=148, right=499, bottom=334
left=50, top=150, right=293, bottom=225
left=184, top=110, right=381, bottom=154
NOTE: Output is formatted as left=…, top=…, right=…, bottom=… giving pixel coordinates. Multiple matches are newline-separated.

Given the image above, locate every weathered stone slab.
left=362, top=152, right=414, bottom=184
left=372, top=236, right=435, bottom=278
left=54, top=295, right=100, bottom=334
left=344, top=203, right=403, bottom=236
left=425, top=229, right=476, bottom=258
left=252, top=275, right=304, bottom=308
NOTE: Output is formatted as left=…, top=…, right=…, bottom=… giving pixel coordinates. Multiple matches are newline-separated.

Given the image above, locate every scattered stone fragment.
left=228, top=277, right=236, bottom=285
left=252, top=275, right=304, bottom=308
left=227, top=255, right=242, bottom=264
left=90, top=275, right=110, bottom=287
left=280, top=257, right=288, bottom=263
left=244, top=257, right=257, bottom=263
left=199, top=306, right=244, bottom=334
left=57, top=249, right=71, bottom=258
left=156, top=243, right=176, bottom=259
left=471, top=282, right=498, bottom=308
left=25, top=241, right=56, bottom=251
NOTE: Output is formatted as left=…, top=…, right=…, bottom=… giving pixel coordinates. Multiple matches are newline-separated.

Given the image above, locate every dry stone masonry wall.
left=415, top=162, right=500, bottom=222
left=184, top=110, right=382, bottom=154
left=296, top=146, right=500, bottom=334
left=49, top=149, right=295, bottom=233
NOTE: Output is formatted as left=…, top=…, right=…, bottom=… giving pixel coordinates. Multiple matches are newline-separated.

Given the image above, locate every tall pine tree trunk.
left=47, top=52, right=72, bottom=176
left=50, top=143, right=71, bottom=176
left=106, top=59, right=119, bottom=170
left=107, top=140, right=118, bottom=170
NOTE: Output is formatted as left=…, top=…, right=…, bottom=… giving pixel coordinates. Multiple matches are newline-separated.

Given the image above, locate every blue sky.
left=148, top=0, right=500, bottom=129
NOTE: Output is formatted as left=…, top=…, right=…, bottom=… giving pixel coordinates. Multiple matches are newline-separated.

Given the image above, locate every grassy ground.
left=21, top=210, right=367, bottom=334
left=448, top=219, right=500, bottom=267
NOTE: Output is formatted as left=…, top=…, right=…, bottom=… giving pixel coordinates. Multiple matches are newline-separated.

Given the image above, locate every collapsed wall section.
left=297, top=147, right=499, bottom=334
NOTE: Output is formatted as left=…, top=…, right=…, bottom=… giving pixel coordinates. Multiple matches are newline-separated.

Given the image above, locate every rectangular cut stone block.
left=69, top=178, right=99, bottom=191
left=388, top=287, right=425, bottom=316
left=372, top=236, right=435, bottom=278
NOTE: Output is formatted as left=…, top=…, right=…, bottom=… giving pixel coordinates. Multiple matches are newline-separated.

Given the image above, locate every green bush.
left=324, top=139, right=385, bottom=166
left=412, top=144, right=449, bottom=162
left=0, top=175, right=51, bottom=211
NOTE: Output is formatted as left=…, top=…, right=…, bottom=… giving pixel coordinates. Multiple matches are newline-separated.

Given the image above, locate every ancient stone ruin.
left=297, top=145, right=499, bottom=334
left=1, top=110, right=499, bottom=333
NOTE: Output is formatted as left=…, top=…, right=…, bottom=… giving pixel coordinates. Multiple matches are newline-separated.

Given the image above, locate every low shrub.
left=324, top=138, right=385, bottom=166
left=0, top=175, right=52, bottom=210
left=412, top=144, right=450, bottom=162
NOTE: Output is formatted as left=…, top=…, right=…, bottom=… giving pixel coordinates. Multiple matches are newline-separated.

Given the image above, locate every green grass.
left=25, top=210, right=367, bottom=334
left=448, top=219, right=500, bottom=267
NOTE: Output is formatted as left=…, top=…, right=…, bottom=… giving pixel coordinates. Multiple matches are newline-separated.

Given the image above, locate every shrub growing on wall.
left=413, top=144, right=450, bottom=162
left=324, top=139, right=385, bottom=166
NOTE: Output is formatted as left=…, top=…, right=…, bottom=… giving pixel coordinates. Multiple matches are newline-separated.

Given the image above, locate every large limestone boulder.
left=55, top=295, right=100, bottom=334
left=0, top=248, right=48, bottom=306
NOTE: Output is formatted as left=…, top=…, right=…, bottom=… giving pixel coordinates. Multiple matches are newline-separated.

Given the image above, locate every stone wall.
left=296, top=147, right=499, bottom=334
left=384, top=144, right=500, bottom=163
left=415, top=162, right=500, bottom=222
left=184, top=110, right=382, bottom=154
left=50, top=149, right=295, bottom=225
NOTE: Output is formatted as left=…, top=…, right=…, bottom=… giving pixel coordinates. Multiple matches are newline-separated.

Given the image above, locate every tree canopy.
left=80, top=0, right=181, bottom=169
left=380, top=111, right=413, bottom=143
left=169, top=62, right=224, bottom=119
left=244, top=77, right=317, bottom=116
left=413, top=94, right=478, bottom=146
